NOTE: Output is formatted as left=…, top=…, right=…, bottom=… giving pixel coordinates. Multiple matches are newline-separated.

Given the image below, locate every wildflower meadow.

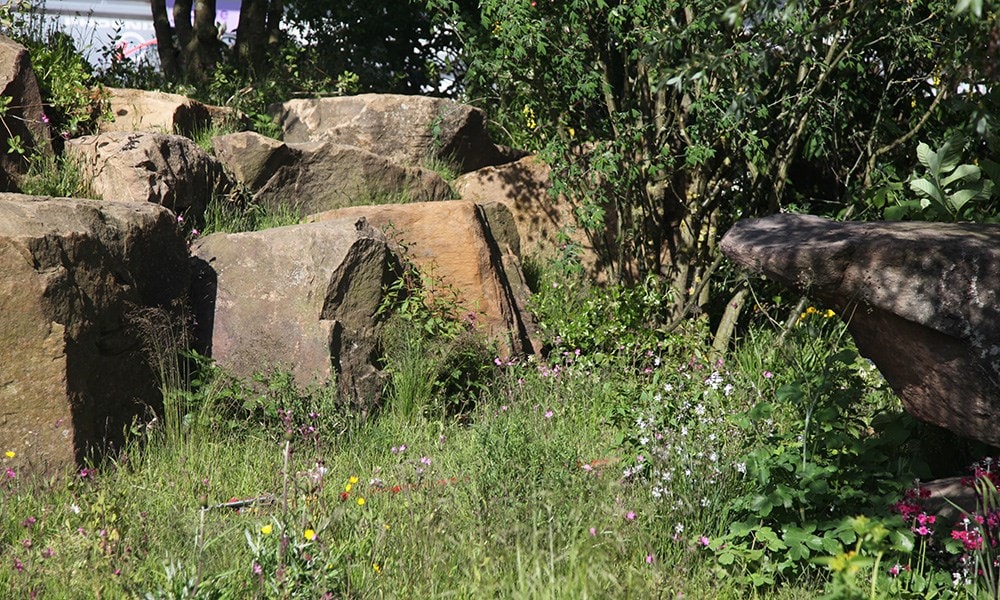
left=3, top=262, right=999, bottom=599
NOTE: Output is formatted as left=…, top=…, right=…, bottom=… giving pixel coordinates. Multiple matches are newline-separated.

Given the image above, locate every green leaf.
left=938, top=134, right=965, bottom=174
left=909, top=178, right=945, bottom=206
left=941, top=163, right=981, bottom=187
left=915, top=141, right=935, bottom=171
left=948, top=187, right=983, bottom=213
left=883, top=204, right=910, bottom=220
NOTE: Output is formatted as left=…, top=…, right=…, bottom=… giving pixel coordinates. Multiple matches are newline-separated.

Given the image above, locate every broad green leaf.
left=948, top=188, right=982, bottom=213
left=910, top=178, right=945, bottom=205
left=941, top=163, right=981, bottom=187
left=938, top=133, right=966, bottom=174
left=884, top=204, right=910, bottom=220
left=915, top=141, right=935, bottom=171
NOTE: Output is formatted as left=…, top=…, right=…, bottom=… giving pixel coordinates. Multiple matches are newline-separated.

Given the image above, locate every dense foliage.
left=3, top=1, right=1000, bottom=597
left=428, top=0, right=1000, bottom=324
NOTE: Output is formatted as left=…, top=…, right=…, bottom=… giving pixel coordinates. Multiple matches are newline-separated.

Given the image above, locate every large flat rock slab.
left=65, top=131, right=229, bottom=220
left=721, top=214, right=1000, bottom=446
left=274, top=94, right=513, bottom=174
left=190, top=219, right=398, bottom=410
left=309, top=200, right=539, bottom=357
left=0, top=194, right=188, bottom=473
left=212, top=131, right=452, bottom=216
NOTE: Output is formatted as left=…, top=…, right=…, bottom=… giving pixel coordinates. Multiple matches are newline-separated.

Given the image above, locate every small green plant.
left=377, top=231, right=494, bottom=420
left=201, top=191, right=302, bottom=234
left=882, top=134, right=1000, bottom=222
left=19, top=151, right=95, bottom=198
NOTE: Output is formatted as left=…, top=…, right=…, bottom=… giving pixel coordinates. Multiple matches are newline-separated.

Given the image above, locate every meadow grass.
left=0, top=328, right=753, bottom=598
left=1, top=270, right=991, bottom=599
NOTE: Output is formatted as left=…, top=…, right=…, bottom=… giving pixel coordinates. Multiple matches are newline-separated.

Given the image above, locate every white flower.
left=70, top=503, right=81, bottom=514
left=674, top=523, right=684, bottom=535
left=735, top=462, right=747, bottom=474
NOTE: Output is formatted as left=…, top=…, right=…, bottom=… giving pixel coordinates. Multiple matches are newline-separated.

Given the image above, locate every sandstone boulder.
left=0, top=194, right=189, bottom=474
left=721, top=214, right=1000, bottom=446
left=274, top=94, right=514, bottom=173
left=454, top=155, right=614, bottom=280
left=309, top=200, right=539, bottom=357
left=212, top=131, right=452, bottom=216
left=190, top=219, right=399, bottom=409
left=0, top=35, right=51, bottom=191
left=100, top=87, right=242, bottom=136
left=65, top=131, right=229, bottom=219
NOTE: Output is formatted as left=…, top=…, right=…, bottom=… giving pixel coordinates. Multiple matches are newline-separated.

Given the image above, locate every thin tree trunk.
left=712, top=285, right=749, bottom=358
left=191, top=0, right=221, bottom=76
left=235, top=0, right=267, bottom=71
left=151, top=0, right=178, bottom=78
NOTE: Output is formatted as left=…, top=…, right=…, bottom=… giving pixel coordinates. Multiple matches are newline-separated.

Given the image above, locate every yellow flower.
left=304, top=528, right=316, bottom=541
left=345, top=483, right=353, bottom=493
left=568, top=127, right=576, bottom=139
left=4, top=451, right=14, bottom=459
left=349, top=476, right=359, bottom=485
left=357, top=497, right=366, bottom=506
left=373, top=563, right=381, bottom=574
left=261, top=524, right=273, bottom=535
left=824, top=309, right=836, bottom=318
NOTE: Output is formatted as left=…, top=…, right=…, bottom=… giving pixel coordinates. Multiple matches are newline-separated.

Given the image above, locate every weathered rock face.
left=212, top=131, right=452, bottom=215
left=454, top=155, right=614, bottom=280
left=274, top=94, right=512, bottom=174
left=189, top=219, right=399, bottom=410
left=0, top=35, right=51, bottom=191
left=65, top=131, right=229, bottom=219
left=721, top=214, right=1000, bottom=446
left=100, top=87, right=240, bottom=136
left=0, top=194, right=189, bottom=473
left=309, top=200, right=539, bottom=357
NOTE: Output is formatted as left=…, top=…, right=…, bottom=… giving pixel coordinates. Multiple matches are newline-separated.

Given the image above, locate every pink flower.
left=625, top=511, right=636, bottom=521
left=645, top=553, right=654, bottom=564
left=544, top=410, right=554, bottom=419
left=589, top=527, right=597, bottom=536
left=762, top=370, right=774, bottom=379
left=699, top=536, right=710, bottom=547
